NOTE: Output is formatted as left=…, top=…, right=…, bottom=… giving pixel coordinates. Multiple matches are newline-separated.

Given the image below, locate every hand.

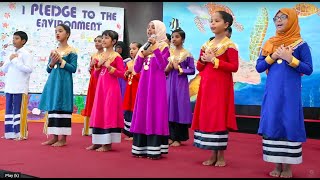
left=124, top=70, right=132, bottom=78
left=9, top=53, right=18, bottom=61
left=172, top=61, right=179, bottom=70
left=50, top=51, right=61, bottom=63
left=104, top=60, right=110, bottom=68
left=141, top=48, right=153, bottom=57
left=90, top=58, right=96, bottom=67
left=202, top=49, right=215, bottom=63
left=278, top=45, right=294, bottom=63
left=148, top=36, right=157, bottom=45
left=271, top=46, right=282, bottom=60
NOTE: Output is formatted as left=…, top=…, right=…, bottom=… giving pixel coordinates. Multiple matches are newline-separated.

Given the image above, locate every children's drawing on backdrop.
left=164, top=2, right=320, bottom=107
left=0, top=2, right=124, bottom=95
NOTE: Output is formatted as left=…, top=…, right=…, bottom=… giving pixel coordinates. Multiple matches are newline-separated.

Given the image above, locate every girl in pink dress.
left=86, top=30, right=125, bottom=152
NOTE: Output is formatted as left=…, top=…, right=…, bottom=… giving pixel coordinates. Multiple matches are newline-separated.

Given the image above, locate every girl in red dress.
left=122, top=42, right=142, bottom=140
left=191, top=11, right=239, bottom=167
left=82, top=35, right=104, bottom=136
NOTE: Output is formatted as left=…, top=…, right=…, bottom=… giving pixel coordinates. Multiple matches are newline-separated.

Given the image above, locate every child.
left=86, top=30, right=125, bottom=152
left=255, top=8, right=313, bottom=178
left=81, top=35, right=104, bottom=136
left=122, top=42, right=142, bottom=141
left=2, top=31, right=33, bottom=140
left=165, top=29, right=195, bottom=147
left=115, top=41, right=130, bottom=100
left=191, top=11, right=239, bottom=166
left=39, top=24, right=78, bottom=147
left=130, top=20, right=170, bottom=160
left=165, top=33, right=171, bottom=47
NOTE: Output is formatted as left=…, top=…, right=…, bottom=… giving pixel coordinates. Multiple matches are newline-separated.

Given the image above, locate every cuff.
left=60, top=60, right=67, bottom=68
left=265, top=55, right=275, bottom=65
left=48, top=64, right=53, bottom=69
left=212, top=57, right=219, bottom=69
left=108, top=67, right=116, bottom=74
left=150, top=42, right=159, bottom=52
left=178, top=65, right=183, bottom=75
left=288, top=56, right=300, bottom=68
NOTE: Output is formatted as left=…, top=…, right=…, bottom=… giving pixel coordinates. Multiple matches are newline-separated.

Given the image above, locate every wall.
left=100, top=2, right=163, bottom=46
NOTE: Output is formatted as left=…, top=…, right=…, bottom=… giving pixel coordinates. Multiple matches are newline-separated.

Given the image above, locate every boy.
left=2, top=31, right=33, bottom=140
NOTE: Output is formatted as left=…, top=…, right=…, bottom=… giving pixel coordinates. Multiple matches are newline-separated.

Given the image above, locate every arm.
left=151, top=44, right=169, bottom=71
left=133, top=55, right=144, bottom=73
left=196, top=49, right=206, bottom=72
left=212, top=48, right=239, bottom=72
left=287, top=43, right=313, bottom=76
left=11, top=52, right=33, bottom=73
left=2, top=55, right=12, bottom=73
left=46, top=58, right=53, bottom=73
left=60, top=53, right=78, bottom=73
left=108, top=56, right=125, bottom=79
left=179, top=56, right=195, bottom=75
left=255, top=53, right=274, bottom=73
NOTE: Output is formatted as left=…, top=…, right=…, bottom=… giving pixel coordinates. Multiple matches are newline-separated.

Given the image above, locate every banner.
left=164, top=2, right=320, bottom=107
left=0, top=2, right=124, bottom=95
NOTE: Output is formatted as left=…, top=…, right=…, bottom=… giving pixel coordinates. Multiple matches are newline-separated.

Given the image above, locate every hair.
left=171, top=29, right=186, bottom=41
left=57, top=24, right=71, bottom=39
left=131, top=42, right=142, bottom=49
left=115, top=41, right=129, bottom=59
left=94, top=35, right=103, bottom=41
left=226, top=26, right=232, bottom=34
left=13, top=31, right=28, bottom=45
left=102, top=30, right=119, bottom=46
left=217, top=11, right=233, bottom=29
left=166, top=33, right=171, bottom=41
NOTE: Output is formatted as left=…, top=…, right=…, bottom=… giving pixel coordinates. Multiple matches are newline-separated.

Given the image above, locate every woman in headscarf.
left=256, top=8, right=313, bottom=178
left=130, top=20, right=170, bottom=160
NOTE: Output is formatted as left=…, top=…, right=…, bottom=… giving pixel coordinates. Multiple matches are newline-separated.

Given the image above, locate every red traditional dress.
left=81, top=53, right=101, bottom=136
left=122, top=59, right=140, bottom=137
left=191, top=36, right=239, bottom=150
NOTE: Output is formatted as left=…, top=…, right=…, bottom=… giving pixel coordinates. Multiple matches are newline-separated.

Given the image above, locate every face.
left=102, top=34, right=115, bottom=48
left=147, top=22, right=156, bottom=38
left=129, top=43, right=139, bottom=59
left=115, top=46, right=123, bottom=54
left=171, top=32, right=183, bottom=47
left=94, top=37, right=103, bottom=50
left=209, top=12, right=229, bottom=34
left=273, top=11, right=288, bottom=32
left=55, top=26, right=69, bottom=42
left=12, top=35, right=25, bottom=48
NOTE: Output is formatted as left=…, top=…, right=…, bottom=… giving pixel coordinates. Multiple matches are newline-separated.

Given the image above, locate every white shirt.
left=2, top=46, right=33, bottom=94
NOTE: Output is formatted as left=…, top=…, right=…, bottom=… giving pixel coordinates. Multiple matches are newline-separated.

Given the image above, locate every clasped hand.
left=271, top=44, right=293, bottom=63
left=201, top=49, right=215, bottom=63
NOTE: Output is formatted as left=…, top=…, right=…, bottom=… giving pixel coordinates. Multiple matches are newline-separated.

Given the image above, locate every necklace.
left=143, top=55, right=151, bottom=71
left=128, top=74, right=134, bottom=85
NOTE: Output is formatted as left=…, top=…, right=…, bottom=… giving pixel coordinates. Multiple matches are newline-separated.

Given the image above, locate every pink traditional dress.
left=89, top=51, right=125, bottom=145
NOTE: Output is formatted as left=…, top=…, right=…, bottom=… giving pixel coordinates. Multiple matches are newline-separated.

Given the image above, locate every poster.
left=0, top=2, right=124, bottom=95
left=163, top=2, right=320, bottom=107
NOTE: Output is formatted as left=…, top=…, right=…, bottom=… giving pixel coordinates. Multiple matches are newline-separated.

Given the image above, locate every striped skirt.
left=131, top=133, right=169, bottom=158
left=92, top=128, right=121, bottom=145
left=123, top=110, right=133, bottom=137
left=194, top=130, right=229, bottom=150
left=44, top=111, right=72, bottom=135
left=262, top=137, right=302, bottom=164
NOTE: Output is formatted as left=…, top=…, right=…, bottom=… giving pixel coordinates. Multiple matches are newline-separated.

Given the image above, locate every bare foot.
left=280, top=170, right=292, bottom=178
left=215, top=160, right=226, bottom=167
left=215, top=150, right=226, bottom=167
left=42, top=138, right=58, bottom=145
left=147, top=156, right=161, bottom=160
left=168, top=139, right=173, bottom=145
left=96, top=144, right=111, bottom=152
left=202, top=151, right=217, bottom=166
left=269, top=164, right=282, bottom=177
left=170, top=141, right=181, bottom=147
left=133, top=155, right=145, bottom=158
left=124, top=137, right=133, bottom=141
left=14, top=137, right=24, bottom=141
left=51, top=140, right=67, bottom=147
left=86, top=144, right=101, bottom=150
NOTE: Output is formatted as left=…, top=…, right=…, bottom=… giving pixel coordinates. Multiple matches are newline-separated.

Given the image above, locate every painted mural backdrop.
left=163, top=2, right=320, bottom=107
left=0, top=2, right=124, bottom=95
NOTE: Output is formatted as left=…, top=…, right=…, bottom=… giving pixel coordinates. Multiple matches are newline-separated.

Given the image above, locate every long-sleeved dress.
left=255, top=40, right=313, bottom=164
left=191, top=37, right=239, bottom=150
left=89, top=51, right=125, bottom=145
left=166, top=48, right=195, bottom=142
left=81, top=53, right=101, bottom=136
left=130, top=42, right=170, bottom=158
left=122, top=59, right=140, bottom=138
left=39, top=46, right=78, bottom=136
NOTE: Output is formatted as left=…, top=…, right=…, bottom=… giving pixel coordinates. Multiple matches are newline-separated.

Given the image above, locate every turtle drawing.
left=187, top=2, right=244, bottom=33
left=293, top=3, right=320, bottom=17
left=189, top=7, right=268, bottom=100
